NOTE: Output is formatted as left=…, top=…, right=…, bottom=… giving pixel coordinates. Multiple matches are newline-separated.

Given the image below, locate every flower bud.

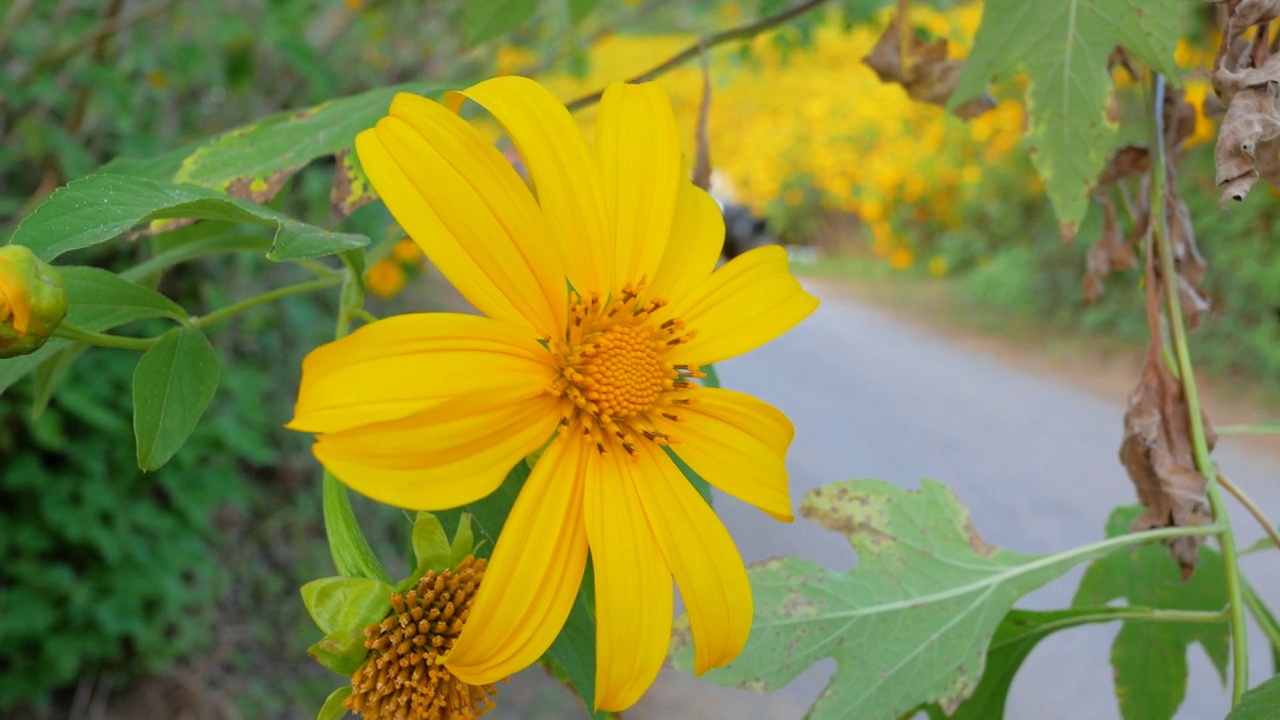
left=0, top=245, right=68, bottom=358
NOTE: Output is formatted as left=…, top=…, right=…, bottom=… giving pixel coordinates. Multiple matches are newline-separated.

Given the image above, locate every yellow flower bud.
left=0, top=246, right=68, bottom=358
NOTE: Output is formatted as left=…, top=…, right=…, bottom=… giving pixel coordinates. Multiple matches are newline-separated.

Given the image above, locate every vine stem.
left=1219, top=472, right=1280, bottom=554
left=565, top=0, right=836, bottom=111
left=1149, top=73, right=1248, bottom=704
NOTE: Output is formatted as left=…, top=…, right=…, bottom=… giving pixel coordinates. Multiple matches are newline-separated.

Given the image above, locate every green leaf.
left=700, top=364, right=720, bottom=389
left=317, top=685, right=353, bottom=720
left=173, top=82, right=445, bottom=199
left=448, top=460, right=607, bottom=719
left=950, top=0, right=1183, bottom=238
left=0, top=340, right=69, bottom=396
left=673, top=479, right=1143, bottom=719
left=1073, top=506, right=1229, bottom=720
left=1227, top=674, right=1280, bottom=720
left=464, top=0, right=538, bottom=45
left=568, top=0, right=600, bottom=24
left=308, top=627, right=368, bottom=677
left=61, top=266, right=187, bottom=327
left=411, top=512, right=452, bottom=573
left=1243, top=581, right=1280, bottom=674
left=323, top=472, right=392, bottom=583
left=300, top=576, right=395, bottom=636
left=10, top=174, right=367, bottom=262
left=132, top=327, right=220, bottom=471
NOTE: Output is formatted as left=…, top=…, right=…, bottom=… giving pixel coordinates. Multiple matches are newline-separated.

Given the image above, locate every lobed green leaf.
left=673, top=479, right=1143, bottom=719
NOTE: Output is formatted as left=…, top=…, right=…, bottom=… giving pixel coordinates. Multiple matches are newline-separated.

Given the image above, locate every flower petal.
left=289, top=313, right=555, bottom=434
left=664, top=245, right=819, bottom=366
left=595, top=81, right=681, bottom=290
left=657, top=388, right=795, bottom=521
left=632, top=442, right=752, bottom=676
left=646, top=182, right=724, bottom=308
left=585, top=449, right=673, bottom=711
left=446, top=433, right=590, bottom=684
left=356, top=94, right=565, bottom=334
left=312, top=393, right=563, bottom=510
left=446, top=76, right=611, bottom=295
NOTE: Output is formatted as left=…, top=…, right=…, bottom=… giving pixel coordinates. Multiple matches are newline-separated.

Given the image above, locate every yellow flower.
left=365, top=258, right=407, bottom=300
left=348, top=558, right=496, bottom=720
left=888, top=247, right=915, bottom=270
left=392, top=238, right=424, bottom=264
left=289, top=77, right=818, bottom=711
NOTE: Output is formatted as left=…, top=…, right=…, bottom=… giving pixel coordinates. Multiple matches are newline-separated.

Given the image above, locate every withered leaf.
left=864, top=15, right=996, bottom=119
left=1097, top=145, right=1151, bottom=187
left=1083, top=196, right=1137, bottom=303
left=1120, top=349, right=1215, bottom=577
left=330, top=149, right=378, bottom=222
left=1214, top=82, right=1280, bottom=204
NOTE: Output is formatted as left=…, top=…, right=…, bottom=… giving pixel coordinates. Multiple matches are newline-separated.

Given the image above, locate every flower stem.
left=1150, top=73, right=1248, bottom=705
left=1218, top=472, right=1280, bottom=556
left=54, top=322, right=158, bottom=350
left=193, top=275, right=342, bottom=330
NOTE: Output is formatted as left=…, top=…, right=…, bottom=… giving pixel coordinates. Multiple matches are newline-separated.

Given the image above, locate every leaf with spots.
left=1072, top=505, right=1229, bottom=720
left=950, top=0, right=1183, bottom=238
left=671, top=479, right=1146, bottom=720
left=171, top=82, right=447, bottom=219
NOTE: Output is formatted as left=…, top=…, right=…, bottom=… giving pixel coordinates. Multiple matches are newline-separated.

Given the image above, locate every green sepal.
left=308, top=627, right=368, bottom=677
left=410, top=511, right=451, bottom=574
left=317, top=685, right=353, bottom=720
left=322, top=472, right=391, bottom=583
left=300, top=576, right=395, bottom=636
left=448, top=513, right=476, bottom=567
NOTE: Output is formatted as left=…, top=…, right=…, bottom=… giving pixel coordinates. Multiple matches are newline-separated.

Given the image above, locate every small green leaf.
left=700, top=364, right=720, bottom=389
left=132, top=327, right=220, bottom=471
left=11, top=174, right=367, bottom=262
left=1227, top=674, right=1280, bottom=720
left=317, top=685, right=353, bottom=720
left=308, top=627, right=368, bottom=677
left=60, top=266, right=187, bottom=327
left=449, top=513, right=476, bottom=567
left=673, top=479, right=1143, bottom=719
left=300, top=576, right=395, bottom=636
left=323, top=472, right=392, bottom=583
left=411, top=512, right=451, bottom=572
left=1073, top=506, right=1229, bottom=720
left=464, top=0, right=538, bottom=45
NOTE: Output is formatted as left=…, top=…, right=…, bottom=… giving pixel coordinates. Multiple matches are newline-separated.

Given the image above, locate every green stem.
left=1242, top=580, right=1280, bottom=673
left=53, top=322, right=158, bottom=350
left=193, top=275, right=342, bottom=330
left=122, top=233, right=272, bottom=282
left=1217, top=423, right=1280, bottom=436
left=1150, top=73, right=1248, bottom=705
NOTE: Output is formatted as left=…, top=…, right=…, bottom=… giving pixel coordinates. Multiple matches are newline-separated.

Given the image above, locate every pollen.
left=548, top=280, right=703, bottom=456
left=346, top=557, right=497, bottom=720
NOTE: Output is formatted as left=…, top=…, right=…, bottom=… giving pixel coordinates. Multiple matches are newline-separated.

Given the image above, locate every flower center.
left=548, top=281, right=702, bottom=456
left=347, top=557, right=497, bottom=720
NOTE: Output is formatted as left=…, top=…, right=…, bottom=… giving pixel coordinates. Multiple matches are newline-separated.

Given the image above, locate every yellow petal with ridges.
left=289, top=313, right=555, bottom=434
left=664, top=245, right=818, bottom=366
left=646, top=182, right=724, bottom=309
left=585, top=449, right=674, bottom=711
left=446, top=76, right=611, bottom=295
left=356, top=97, right=565, bottom=334
left=655, top=388, right=794, bottom=521
left=446, top=433, right=590, bottom=684
left=632, top=442, right=752, bottom=676
left=312, top=393, right=562, bottom=510
left=595, top=81, right=681, bottom=291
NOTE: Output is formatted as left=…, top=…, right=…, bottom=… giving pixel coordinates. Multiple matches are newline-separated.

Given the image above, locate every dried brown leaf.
left=330, top=149, right=378, bottom=222
left=1255, top=135, right=1280, bottom=184
left=864, top=15, right=996, bottom=119
left=1097, top=145, right=1151, bottom=187
left=1083, top=197, right=1137, bottom=303
left=1120, top=350, right=1215, bottom=577
left=1214, top=83, right=1280, bottom=204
